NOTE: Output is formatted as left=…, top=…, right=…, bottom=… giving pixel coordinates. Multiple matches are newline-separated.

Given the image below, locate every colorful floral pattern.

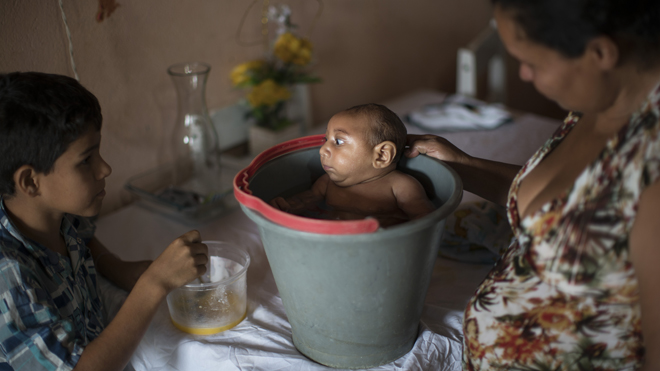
left=462, top=82, right=660, bottom=370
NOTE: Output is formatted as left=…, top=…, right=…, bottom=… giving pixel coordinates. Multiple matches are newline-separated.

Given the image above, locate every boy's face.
left=320, top=113, right=377, bottom=187
left=36, top=127, right=112, bottom=217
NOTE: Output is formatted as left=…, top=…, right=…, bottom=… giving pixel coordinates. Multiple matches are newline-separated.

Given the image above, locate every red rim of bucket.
left=233, top=135, right=380, bottom=234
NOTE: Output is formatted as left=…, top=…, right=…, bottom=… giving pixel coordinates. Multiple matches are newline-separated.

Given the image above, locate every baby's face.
left=320, top=113, right=378, bottom=187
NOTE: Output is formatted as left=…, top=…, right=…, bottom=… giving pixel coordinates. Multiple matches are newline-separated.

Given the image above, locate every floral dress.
left=462, top=82, right=660, bottom=370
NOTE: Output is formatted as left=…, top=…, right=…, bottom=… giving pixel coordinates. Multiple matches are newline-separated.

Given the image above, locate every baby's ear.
left=372, top=141, right=396, bottom=169
left=13, top=165, right=40, bottom=197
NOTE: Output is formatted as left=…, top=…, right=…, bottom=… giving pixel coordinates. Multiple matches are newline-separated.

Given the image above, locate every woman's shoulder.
left=618, top=93, right=660, bottom=188
left=625, top=80, right=660, bottom=140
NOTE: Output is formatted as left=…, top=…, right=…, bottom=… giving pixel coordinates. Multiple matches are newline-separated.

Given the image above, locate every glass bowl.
left=166, top=241, right=250, bottom=335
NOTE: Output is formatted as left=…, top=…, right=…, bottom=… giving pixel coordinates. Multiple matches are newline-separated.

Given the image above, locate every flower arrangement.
left=230, top=6, right=320, bottom=131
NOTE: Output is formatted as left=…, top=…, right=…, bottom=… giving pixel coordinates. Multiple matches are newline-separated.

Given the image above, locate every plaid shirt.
left=0, top=200, right=105, bottom=370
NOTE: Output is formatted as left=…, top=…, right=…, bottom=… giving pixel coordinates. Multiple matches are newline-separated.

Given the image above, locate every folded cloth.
left=406, top=94, right=512, bottom=132
left=438, top=201, right=514, bottom=264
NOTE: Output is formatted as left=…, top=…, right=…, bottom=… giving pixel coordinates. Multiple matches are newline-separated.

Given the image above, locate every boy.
left=0, top=72, right=208, bottom=371
left=271, top=103, right=435, bottom=227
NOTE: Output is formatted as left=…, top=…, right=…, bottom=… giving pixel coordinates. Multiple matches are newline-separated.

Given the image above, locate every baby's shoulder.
left=314, top=173, right=330, bottom=184
left=388, top=170, right=421, bottom=185
left=314, top=173, right=330, bottom=187
left=387, top=170, right=428, bottom=197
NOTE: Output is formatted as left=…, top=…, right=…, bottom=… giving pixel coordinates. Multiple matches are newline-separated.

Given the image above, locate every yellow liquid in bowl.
left=171, top=310, right=247, bottom=335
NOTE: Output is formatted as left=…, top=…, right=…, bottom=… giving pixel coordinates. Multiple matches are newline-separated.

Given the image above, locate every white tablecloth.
left=95, top=89, right=563, bottom=370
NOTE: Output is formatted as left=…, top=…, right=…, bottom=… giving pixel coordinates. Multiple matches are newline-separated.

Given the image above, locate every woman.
left=406, top=0, right=660, bottom=369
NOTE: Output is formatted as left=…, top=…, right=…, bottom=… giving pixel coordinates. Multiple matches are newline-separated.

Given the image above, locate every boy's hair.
left=0, top=72, right=102, bottom=197
left=344, top=103, right=407, bottom=161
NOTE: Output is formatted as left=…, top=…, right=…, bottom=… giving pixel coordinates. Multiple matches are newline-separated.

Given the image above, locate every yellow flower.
left=274, top=32, right=313, bottom=66
left=230, top=60, right=265, bottom=87
left=247, top=79, right=291, bottom=108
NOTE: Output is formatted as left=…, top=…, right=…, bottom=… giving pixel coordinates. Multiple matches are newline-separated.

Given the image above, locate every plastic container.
left=233, top=135, right=462, bottom=368
left=166, top=241, right=250, bottom=335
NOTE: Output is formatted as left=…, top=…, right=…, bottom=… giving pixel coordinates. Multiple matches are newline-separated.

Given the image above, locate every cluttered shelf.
left=95, top=89, right=563, bottom=371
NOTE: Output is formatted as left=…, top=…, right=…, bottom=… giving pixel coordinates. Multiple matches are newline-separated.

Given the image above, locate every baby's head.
left=343, top=103, right=407, bottom=161
left=0, top=72, right=103, bottom=199
left=320, top=103, right=407, bottom=187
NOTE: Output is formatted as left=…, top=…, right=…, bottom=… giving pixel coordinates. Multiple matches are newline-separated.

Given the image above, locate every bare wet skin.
left=290, top=197, right=437, bottom=228
left=299, top=201, right=410, bottom=227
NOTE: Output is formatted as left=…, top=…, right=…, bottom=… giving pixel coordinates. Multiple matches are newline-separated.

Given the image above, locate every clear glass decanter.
left=167, top=62, right=221, bottom=195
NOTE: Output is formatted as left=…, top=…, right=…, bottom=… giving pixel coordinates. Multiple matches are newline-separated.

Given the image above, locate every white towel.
left=406, top=95, right=512, bottom=132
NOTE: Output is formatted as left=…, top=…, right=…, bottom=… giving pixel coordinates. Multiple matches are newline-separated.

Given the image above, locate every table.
left=96, top=204, right=492, bottom=371
left=95, top=89, right=563, bottom=370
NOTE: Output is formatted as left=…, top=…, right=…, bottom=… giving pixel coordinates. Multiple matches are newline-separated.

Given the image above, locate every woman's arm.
left=73, top=230, right=208, bottom=371
left=629, top=180, right=660, bottom=370
left=405, top=134, right=521, bottom=206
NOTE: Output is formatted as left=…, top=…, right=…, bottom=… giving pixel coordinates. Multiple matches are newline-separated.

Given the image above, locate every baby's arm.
left=392, top=173, right=436, bottom=220
left=270, top=174, right=329, bottom=214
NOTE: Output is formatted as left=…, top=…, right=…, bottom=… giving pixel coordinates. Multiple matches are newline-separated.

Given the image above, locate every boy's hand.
left=142, top=230, right=208, bottom=294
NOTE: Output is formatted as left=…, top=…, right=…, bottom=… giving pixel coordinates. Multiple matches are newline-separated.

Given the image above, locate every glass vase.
left=167, top=62, right=220, bottom=195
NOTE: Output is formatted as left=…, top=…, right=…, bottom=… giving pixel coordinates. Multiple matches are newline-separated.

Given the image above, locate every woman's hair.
left=492, top=0, right=660, bottom=69
left=343, top=103, right=407, bottom=162
left=0, top=72, right=102, bottom=196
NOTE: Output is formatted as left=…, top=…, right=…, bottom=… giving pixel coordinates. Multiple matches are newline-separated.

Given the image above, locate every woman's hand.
left=405, top=134, right=471, bottom=164
left=405, top=134, right=520, bottom=206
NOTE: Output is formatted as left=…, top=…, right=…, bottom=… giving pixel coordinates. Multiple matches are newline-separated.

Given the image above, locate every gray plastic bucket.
left=234, top=135, right=462, bottom=369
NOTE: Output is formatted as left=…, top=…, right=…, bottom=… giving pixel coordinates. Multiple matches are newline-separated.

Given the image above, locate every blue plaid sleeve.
left=0, top=254, right=83, bottom=371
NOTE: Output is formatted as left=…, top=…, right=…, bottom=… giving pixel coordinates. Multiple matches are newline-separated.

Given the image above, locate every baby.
left=271, top=103, right=435, bottom=227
